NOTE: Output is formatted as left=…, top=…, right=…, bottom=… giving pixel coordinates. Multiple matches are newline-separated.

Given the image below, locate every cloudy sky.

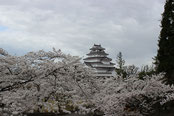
left=0, top=0, right=165, bottom=67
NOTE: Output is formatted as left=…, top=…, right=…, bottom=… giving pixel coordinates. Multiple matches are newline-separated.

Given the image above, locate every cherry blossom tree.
left=93, top=74, right=174, bottom=116
left=1, top=48, right=174, bottom=116
left=0, top=48, right=97, bottom=115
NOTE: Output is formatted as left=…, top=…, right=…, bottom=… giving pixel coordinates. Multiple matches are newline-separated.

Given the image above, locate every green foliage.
left=115, top=52, right=140, bottom=78
left=156, top=0, right=174, bottom=84
left=115, top=52, right=126, bottom=78
left=115, top=68, right=127, bottom=78
left=116, top=52, right=125, bottom=70
left=138, top=65, right=156, bottom=79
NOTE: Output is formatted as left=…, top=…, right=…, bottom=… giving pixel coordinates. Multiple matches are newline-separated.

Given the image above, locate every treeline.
left=115, top=52, right=156, bottom=79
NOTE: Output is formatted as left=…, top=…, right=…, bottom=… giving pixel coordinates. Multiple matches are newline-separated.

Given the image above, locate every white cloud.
left=0, top=0, right=164, bottom=67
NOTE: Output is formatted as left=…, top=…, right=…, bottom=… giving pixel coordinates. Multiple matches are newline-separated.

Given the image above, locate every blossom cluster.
left=0, top=48, right=174, bottom=116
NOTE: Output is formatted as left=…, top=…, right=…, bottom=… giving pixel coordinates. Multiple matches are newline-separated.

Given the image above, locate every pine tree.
left=156, top=0, right=174, bottom=84
left=116, top=52, right=125, bottom=70
left=116, top=52, right=126, bottom=78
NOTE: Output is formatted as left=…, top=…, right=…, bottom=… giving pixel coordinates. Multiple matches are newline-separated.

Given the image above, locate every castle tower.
left=84, top=44, right=115, bottom=77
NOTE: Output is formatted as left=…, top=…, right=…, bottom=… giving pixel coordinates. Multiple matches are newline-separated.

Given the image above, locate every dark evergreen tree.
left=156, top=0, right=174, bottom=84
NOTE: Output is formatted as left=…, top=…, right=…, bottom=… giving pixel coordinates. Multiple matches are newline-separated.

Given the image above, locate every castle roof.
left=83, top=57, right=112, bottom=61
left=87, top=51, right=108, bottom=56
left=90, top=44, right=105, bottom=51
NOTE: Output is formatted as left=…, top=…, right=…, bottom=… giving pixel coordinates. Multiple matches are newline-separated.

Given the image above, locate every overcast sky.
left=0, top=0, right=165, bottom=67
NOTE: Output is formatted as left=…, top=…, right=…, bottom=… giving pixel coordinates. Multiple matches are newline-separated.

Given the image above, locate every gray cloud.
left=0, top=0, right=164, bottom=67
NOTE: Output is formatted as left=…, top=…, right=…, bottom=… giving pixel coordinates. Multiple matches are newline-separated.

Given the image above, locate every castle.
left=83, top=44, right=115, bottom=77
